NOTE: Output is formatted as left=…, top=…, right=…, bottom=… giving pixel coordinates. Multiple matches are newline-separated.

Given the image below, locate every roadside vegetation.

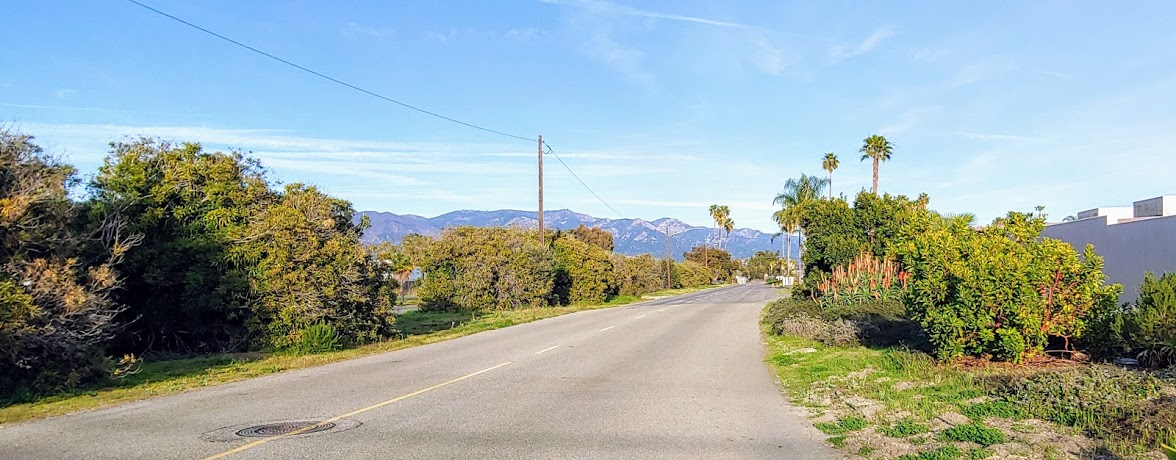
left=763, top=135, right=1176, bottom=459
left=0, top=129, right=735, bottom=420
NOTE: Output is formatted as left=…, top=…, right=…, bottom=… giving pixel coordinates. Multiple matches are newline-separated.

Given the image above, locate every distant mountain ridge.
left=357, top=209, right=797, bottom=260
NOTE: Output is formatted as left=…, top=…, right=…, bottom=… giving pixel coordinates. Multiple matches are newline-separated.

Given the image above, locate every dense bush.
left=0, top=131, right=135, bottom=396
left=1083, top=272, right=1176, bottom=367
left=674, top=260, right=712, bottom=288
left=897, top=212, right=1118, bottom=362
left=230, top=184, right=396, bottom=349
left=796, top=192, right=932, bottom=296
left=90, top=140, right=396, bottom=353
left=417, top=227, right=554, bottom=311
left=552, top=235, right=616, bottom=305
left=612, top=253, right=664, bottom=296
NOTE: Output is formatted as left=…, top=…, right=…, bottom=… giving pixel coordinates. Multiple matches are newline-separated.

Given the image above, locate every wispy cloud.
left=540, top=0, right=749, bottom=29
left=341, top=22, right=394, bottom=40
left=54, top=88, right=78, bottom=99
left=957, top=131, right=1035, bottom=142
left=831, top=28, right=894, bottom=61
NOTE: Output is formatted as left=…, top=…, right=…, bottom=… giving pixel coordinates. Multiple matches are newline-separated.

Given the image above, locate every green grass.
left=938, top=422, right=1007, bottom=446
left=896, top=446, right=962, bottom=460
left=882, top=418, right=932, bottom=438
left=0, top=284, right=725, bottom=424
left=815, top=415, right=868, bottom=435
left=828, top=435, right=849, bottom=448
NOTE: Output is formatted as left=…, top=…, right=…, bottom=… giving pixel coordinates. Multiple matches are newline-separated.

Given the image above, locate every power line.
left=123, top=0, right=536, bottom=143
left=543, top=142, right=626, bottom=219
left=125, top=0, right=629, bottom=221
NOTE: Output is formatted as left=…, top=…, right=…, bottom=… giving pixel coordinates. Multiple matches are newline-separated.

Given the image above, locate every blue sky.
left=4, top=1, right=1175, bottom=232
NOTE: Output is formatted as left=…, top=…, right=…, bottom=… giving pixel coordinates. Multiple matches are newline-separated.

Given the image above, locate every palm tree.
left=931, top=211, right=977, bottom=230
left=723, top=218, right=735, bottom=249
left=821, top=152, right=839, bottom=200
left=859, top=134, right=894, bottom=195
left=1034, top=205, right=1046, bottom=220
left=711, top=205, right=730, bottom=250
left=771, top=208, right=800, bottom=276
left=771, top=175, right=826, bottom=282
left=772, top=174, right=828, bottom=211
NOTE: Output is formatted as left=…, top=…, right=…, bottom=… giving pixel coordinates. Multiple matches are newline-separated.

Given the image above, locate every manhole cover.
left=235, top=421, right=336, bottom=437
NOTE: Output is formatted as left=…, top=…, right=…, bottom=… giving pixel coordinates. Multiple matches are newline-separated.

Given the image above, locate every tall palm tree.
left=771, top=208, right=800, bottom=276
left=821, top=152, right=839, bottom=200
left=722, top=217, right=735, bottom=250
left=711, top=205, right=730, bottom=250
left=708, top=204, right=721, bottom=249
left=771, top=174, right=826, bottom=281
left=859, top=134, right=894, bottom=195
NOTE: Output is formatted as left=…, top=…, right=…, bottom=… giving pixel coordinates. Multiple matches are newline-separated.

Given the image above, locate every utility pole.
left=538, top=135, right=544, bottom=245
left=664, top=228, right=672, bottom=289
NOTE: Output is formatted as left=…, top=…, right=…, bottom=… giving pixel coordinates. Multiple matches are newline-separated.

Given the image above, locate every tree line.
left=0, top=129, right=737, bottom=399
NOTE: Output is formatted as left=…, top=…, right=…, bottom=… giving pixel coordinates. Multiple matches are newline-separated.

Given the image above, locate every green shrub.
left=294, top=323, right=341, bottom=354
left=814, top=415, right=868, bottom=435
left=882, top=418, right=931, bottom=438
left=896, top=446, right=962, bottom=460
left=418, top=227, right=554, bottom=311
left=962, top=400, right=1026, bottom=420
left=764, top=298, right=922, bottom=347
left=938, top=422, right=1006, bottom=446
left=827, top=435, right=848, bottom=448
left=983, top=365, right=1175, bottom=453
left=897, top=212, right=1118, bottom=362
left=552, top=235, right=616, bottom=305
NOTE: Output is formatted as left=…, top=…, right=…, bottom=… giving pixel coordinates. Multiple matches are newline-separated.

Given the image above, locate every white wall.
left=1043, top=215, right=1176, bottom=303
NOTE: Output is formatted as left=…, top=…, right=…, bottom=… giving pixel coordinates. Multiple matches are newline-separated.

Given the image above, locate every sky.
left=3, top=1, right=1175, bottom=233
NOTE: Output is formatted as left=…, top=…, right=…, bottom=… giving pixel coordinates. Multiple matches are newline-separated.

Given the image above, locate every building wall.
left=1043, top=214, right=1176, bottom=303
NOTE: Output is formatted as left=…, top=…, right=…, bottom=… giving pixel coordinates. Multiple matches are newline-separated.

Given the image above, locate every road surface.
left=0, top=283, right=836, bottom=459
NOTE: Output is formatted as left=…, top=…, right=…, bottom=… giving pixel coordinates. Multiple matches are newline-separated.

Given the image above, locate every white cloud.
left=831, top=28, right=894, bottom=61
left=957, top=131, right=1034, bottom=142
left=54, top=89, right=78, bottom=99
left=540, top=0, right=749, bottom=29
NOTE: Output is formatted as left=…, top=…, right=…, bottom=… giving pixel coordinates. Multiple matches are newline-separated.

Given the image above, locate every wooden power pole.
left=664, top=228, right=671, bottom=289
left=538, top=135, right=544, bottom=245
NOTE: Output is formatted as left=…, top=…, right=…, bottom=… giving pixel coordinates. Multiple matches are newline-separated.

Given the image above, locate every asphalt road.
left=0, top=283, right=836, bottom=459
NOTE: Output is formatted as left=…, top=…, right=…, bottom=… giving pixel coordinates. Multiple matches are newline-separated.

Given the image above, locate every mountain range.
left=356, top=209, right=798, bottom=260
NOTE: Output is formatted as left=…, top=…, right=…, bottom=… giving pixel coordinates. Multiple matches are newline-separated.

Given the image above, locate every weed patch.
left=815, top=415, right=868, bottom=435
left=938, top=423, right=1006, bottom=446
left=882, top=418, right=931, bottom=438
left=896, top=446, right=962, bottom=460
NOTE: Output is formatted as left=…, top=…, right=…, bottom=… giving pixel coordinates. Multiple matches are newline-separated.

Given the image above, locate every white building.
left=1042, top=195, right=1176, bottom=303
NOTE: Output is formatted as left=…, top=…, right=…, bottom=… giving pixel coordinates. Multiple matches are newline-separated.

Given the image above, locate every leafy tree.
left=683, top=245, right=736, bottom=282
left=796, top=191, right=933, bottom=295
left=0, top=130, right=136, bottom=395
left=859, top=134, right=894, bottom=195
left=570, top=224, right=614, bottom=251
left=822, top=152, right=840, bottom=199
left=745, top=250, right=783, bottom=279
left=89, top=139, right=269, bottom=353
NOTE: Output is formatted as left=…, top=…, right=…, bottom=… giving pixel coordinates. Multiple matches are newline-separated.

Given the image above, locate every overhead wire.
left=123, top=0, right=535, bottom=143
left=124, top=0, right=629, bottom=220
left=544, top=142, right=626, bottom=219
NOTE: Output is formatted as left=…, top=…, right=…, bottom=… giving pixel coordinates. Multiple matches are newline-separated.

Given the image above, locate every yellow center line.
left=201, top=361, right=513, bottom=460
left=598, top=325, right=614, bottom=332
left=534, top=345, right=559, bottom=355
